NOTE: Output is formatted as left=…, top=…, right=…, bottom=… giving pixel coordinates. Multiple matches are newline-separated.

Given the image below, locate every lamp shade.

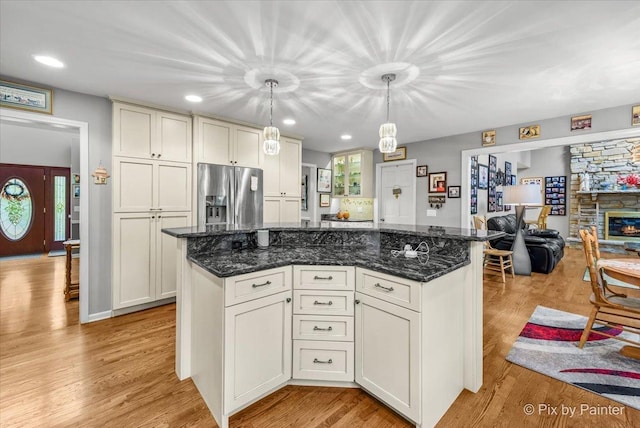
left=503, top=184, right=542, bottom=206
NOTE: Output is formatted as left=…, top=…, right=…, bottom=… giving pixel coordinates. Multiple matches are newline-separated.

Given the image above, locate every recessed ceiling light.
left=33, top=55, right=64, bottom=68
left=283, top=118, right=296, bottom=125
left=185, top=95, right=203, bottom=103
left=341, top=134, right=352, bottom=140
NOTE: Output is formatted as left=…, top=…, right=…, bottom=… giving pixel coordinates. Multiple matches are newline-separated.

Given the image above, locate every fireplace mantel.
left=577, top=189, right=640, bottom=201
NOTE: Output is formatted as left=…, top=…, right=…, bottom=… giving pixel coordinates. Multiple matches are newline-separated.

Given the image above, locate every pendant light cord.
left=269, top=81, right=274, bottom=127
left=386, top=78, right=390, bottom=122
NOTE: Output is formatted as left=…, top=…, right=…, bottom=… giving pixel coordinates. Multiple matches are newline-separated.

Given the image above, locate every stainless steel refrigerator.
left=197, top=163, right=263, bottom=226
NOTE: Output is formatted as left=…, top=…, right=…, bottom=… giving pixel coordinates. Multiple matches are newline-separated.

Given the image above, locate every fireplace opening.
left=605, top=211, right=640, bottom=242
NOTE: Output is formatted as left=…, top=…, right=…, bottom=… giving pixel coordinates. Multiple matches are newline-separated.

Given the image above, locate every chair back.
left=589, top=225, right=601, bottom=260
left=537, top=205, right=551, bottom=229
left=579, top=228, right=612, bottom=307
left=473, top=215, right=492, bottom=249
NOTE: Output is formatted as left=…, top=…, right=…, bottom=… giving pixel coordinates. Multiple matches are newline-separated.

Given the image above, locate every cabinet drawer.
left=293, top=266, right=355, bottom=290
left=293, top=315, right=354, bottom=342
left=356, top=268, right=421, bottom=312
left=293, top=290, right=354, bottom=316
left=224, top=267, right=292, bottom=307
left=293, top=340, right=354, bottom=382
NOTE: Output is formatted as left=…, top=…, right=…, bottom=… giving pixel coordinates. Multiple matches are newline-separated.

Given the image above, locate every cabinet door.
left=199, top=118, right=232, bottom=165
left=156, top=161, right=191, bottom=211
left=347, top=153, right=362, bottom=196
left=113, top=157, right=154, bottom=212
left=224, top=291, right=292, bottom=413
left=332, top=155, right=346, bottom=196
left=263, top=197, right=281, bottom=223
left=355, top=292, right=420, bottom=423
left=156, top=213, right=189, bottom=299
left=279, top=139, right=301, bottom=197
left=234, top=126, right=261, bottom=168
left=157, top=112, right=192, bottom=163
left=113, top=103, right=155, bottom=159
left=262, top=149, right=281, bottom=197
left=113, top=213, right=155, bottom=309
left=281, top=198, right=301, bottom=223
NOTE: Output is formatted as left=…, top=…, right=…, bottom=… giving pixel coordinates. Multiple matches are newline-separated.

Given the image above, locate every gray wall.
left=0, top=122, right=78, bottom=167
left=373, top=102, right=639, bottom=227
left=1, top=75, right=112, bottom=316
left=302, top=148, right=333, bottom=217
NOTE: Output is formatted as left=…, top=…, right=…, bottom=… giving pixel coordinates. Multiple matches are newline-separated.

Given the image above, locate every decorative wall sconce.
left=91, top=162, right=110, bottom=184
left=428, top=195, right=445, bottom=209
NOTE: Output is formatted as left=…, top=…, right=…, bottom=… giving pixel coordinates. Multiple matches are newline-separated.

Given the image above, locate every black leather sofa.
left=487, top=214, right=565, bottom=274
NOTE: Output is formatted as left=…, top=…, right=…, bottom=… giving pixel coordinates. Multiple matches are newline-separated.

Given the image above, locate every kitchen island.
left=163, top=223, right=503, bottom=428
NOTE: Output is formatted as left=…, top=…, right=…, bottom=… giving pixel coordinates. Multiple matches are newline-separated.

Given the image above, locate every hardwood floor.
left=1, top=249, right=638, bottom=427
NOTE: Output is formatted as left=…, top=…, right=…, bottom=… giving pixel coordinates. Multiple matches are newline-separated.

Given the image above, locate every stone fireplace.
left=605, top=211, right=640, bottom=241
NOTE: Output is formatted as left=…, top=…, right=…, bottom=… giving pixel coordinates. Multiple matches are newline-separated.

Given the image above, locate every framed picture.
left=72, top=173, right=80, bottom=184
left=504, top=161, right=512, bottom=185
left=571, top=114, right=592, bottom=131
left=319, top=193, right=330, bottom=207
left=448, top=186, right=460, bottom=198
left=487, top=155, right=497, bottom=212
left=383, top=146, right=407, bottom=162
left=428, top=172, right=447, bottom=193
left=478, top=164, right=488, bottom=189
left=511, top=174, right=516, bottom=185
left=482, top=130, right=496, bottom=146
left=633, top=105, right=640, bottom=126
left=545, top=176, right=567, bottom=215
left=416, top=165, right=428, bottom=177
left=521, top=177, right=543, bottom=187
left=317, top=168, right=331, bottom=193
left=73, top=184, right=80, bottom=199
left=0, top=80, right=53, bottom=114
left=519, top=125, right=540, bottom=140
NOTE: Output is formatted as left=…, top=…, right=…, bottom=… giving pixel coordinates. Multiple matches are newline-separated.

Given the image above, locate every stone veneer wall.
left=569, top=138, right=640, bottom=240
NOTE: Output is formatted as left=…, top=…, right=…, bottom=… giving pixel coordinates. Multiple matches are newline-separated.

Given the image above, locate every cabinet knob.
left=157, top=153, right=161, bottom=158
left=355, top=299, right=360, bottom=304
left=286, top=297, right=292, bottom=303
left=151, top=215, right=155, bottom=219
left=151, top=153, right=156, bottom=158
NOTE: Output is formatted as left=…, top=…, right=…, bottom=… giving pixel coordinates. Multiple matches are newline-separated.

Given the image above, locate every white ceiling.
left=1, top=1, right=639, bottom=153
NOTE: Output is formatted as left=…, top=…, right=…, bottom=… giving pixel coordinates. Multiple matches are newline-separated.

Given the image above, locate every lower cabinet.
left=264, top=197, right=301, bottom=223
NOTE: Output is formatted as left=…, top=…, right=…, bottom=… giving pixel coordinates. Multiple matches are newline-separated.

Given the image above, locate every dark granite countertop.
left=189, top=245, right=468, bottom=283
left=163, top=221, right=503, bottom=242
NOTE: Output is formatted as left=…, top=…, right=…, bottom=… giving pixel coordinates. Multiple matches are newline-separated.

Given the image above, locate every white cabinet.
left=292, top=266, right=355, bottom=383
left=113, top=103, right=192, bottom=163
left=264, top=197, right=301, bottom=223
left=113, top=157, right=191, bottom=212
left=194, top=116, right=261, bottom=168
left=354, top=291, right=420, bottom=423
left=263, top=138, right=302, bottom=197
left=332, top=150, right=373, bottom=197
left=112, top=212, right=187, bottom=309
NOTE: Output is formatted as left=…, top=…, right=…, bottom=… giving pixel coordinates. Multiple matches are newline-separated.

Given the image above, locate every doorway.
left=301, top=163, right=317, bottom=222
left=376, top=159, right=417, bottom=225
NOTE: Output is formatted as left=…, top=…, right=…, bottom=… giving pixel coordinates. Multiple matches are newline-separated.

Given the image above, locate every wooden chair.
left=578, top=228, right=640, bottom=349
left=525, top=205, right=551, bottom=229
left=473, top=216, right=514, bottom=283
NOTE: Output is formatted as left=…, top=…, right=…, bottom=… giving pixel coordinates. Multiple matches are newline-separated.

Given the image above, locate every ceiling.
left=1, top=1, right=639, bottom=153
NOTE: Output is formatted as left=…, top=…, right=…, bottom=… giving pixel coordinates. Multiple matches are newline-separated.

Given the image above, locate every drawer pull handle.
left=313, top=326, right=333, bottom=331
left=313, top=275, right=333, bottom=280
left=313, top=358, right=333, bottom=364
left=374, top=283, right=394, bottom=292
left=252, top=280, right=272, bottom=288
left=313, top=300, right=333, bottom=306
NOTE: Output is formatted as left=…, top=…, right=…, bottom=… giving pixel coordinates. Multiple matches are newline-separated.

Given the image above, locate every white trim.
left=375, top=159, right=417, bottom=225
left=88, top=310, right=112, bottom=322
left=301, top=162, right=317, bottom=222
left=1, top=107, right=91, bottom=324
left=460, top=128, right=640, bottom=229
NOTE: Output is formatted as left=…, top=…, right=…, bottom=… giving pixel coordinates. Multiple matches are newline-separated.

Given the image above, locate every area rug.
left=506, top=306, right=640, bottom=411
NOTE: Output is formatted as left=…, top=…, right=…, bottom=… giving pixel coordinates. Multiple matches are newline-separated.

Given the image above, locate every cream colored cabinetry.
left=112, top=101, right=192, bottom=311
left=263, top=138, right=301, bottom=223
left=292, top=266, right=355, bottom=382
left=113, top=103, right=192, bottom=163
left=194, top=116, right=262, bottom=168
left=112, top=212, right=188, bottom=309
left=332, top=150, right=373, bottom=197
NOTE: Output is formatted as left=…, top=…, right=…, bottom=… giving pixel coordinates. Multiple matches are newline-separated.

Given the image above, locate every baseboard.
left=87, top=310, right=112, bottom=322
left=112, top=297, right=176, bottom=317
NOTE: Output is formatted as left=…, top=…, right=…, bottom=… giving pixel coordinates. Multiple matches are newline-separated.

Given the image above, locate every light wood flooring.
left=1, top=249, right=639, bottom=427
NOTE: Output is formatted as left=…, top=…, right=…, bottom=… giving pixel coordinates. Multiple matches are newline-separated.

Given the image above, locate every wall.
left=474, top=152, right=520, bottom=225
left=372, top=103, right=640, bottom=228
left=1, top=75, right=112, bottom=317
left=302, top=148, right=334, bottom=217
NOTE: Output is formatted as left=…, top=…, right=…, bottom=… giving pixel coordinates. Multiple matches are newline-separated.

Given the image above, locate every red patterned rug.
left=506, top=306, right=640, bottom=411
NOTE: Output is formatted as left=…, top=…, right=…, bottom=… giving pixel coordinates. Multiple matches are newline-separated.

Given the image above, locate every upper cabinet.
left=263, top=138, right=302, bottom=198
left=113, top=103, right=191, bottom=163
left=194, top=116, right=261, bottom=169
left=332, top=150, right=373, bottom=197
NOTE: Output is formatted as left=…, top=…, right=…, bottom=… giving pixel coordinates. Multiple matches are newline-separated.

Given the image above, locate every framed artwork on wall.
left=504, top=161, right=512, bottom=185
left=487, top=155, right=497, bottom=212
left=478, top=164, right=488, bottom=189
left=519, top=125, right=540, bottom=140
left=545, top=176, right=566, bottom=216
left=571, top=114, right=592, bottom=130
left=0, top=80, right=53, bottom=114
left=416, top=165, right=428, bottom=177
left=317, top=168, right=331, bottom=193
left=428, top=172, right=447, bottom=193
left=482, top=130, right=496, bottom=146
left=633, top=105, right=640, bottom=126
left=448, top=186, right=460, bottom=198
left=319, top=193, right=330, bottom=207
left=382, top=147, right=407, bottom=162
left=470, top=156, right=478, bottom=214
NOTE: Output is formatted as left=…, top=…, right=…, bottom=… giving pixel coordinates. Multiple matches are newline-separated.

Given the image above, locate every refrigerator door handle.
left=228, top=168, right=235, bottom=225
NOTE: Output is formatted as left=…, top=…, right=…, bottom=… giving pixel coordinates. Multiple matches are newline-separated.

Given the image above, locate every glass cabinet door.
left=333, top=155, right=346, bottom=196
left=348, top=153, right=362, bottom=196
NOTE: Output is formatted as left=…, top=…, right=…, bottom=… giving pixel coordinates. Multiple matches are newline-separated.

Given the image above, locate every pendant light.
left=263, top=79, right=280, bottom=155
left=379, top=73, right=397, bottom=153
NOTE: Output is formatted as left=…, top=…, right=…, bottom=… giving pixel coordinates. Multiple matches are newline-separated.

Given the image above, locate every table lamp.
left=503, top=184, right=542, bottom=275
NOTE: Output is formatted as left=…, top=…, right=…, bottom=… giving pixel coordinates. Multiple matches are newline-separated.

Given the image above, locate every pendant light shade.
left=379, top=73, right=397, bottom=153
left=263, top=79, right=280, bottom=155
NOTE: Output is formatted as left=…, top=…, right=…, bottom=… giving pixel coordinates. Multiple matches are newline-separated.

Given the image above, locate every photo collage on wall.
left=545, top=176, right=566, bottom=215
left=470, top=156, right=478, bottom=214
left=503, top=161, right=512, bottom=211
left=487, top=155, right=497, bottom=212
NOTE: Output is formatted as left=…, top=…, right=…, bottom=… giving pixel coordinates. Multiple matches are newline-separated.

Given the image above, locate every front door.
left=378, top=161, right=416, bottom=225
left=0, top=165, right=46, bottom=256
